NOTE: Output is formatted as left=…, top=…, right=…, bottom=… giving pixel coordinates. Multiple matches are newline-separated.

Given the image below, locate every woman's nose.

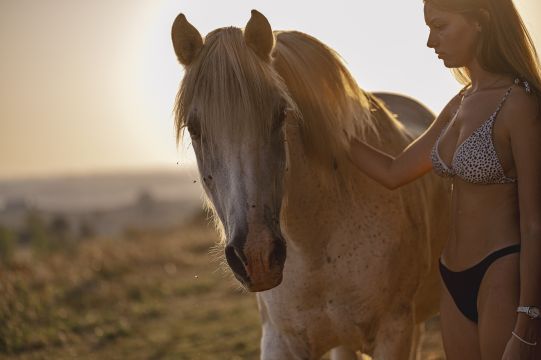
left=426, top=31, right=437, bottom=48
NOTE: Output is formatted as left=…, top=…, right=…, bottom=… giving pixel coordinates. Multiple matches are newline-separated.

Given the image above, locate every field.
left=0, top=212, right=445, bottom=359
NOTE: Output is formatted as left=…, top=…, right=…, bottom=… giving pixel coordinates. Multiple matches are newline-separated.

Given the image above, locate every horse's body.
left=172, top=11, right=450, bottom=359
left=257, top=89, right=448, bottom=360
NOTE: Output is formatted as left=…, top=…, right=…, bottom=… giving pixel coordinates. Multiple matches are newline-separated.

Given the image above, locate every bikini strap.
left=489, top=82, right=515, bottom=123
left=459, top=84, right=470, bottom=97
left=514, top=77, right=532, bottom=94
left=450, top=87, right=467, bottom=120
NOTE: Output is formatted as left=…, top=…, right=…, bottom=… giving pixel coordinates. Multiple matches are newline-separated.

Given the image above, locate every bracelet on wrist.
left=512, top=331, right=538, bottom=346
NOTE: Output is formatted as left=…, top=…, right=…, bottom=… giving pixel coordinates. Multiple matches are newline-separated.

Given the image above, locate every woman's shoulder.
left=500, top=81, right=540, bottom=131
left=504, top=82, right=538, bottom=115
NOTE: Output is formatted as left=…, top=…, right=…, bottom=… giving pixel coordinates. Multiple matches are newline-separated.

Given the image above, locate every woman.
left=346, top=0, right=541, bottom=358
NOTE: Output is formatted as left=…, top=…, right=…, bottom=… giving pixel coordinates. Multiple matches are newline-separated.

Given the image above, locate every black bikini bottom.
left=438, top=244, right=521, bottom=323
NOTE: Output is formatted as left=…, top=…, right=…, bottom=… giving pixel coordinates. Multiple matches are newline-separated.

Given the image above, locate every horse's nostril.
left=269, top=238, right=287, bottom=268
left=225, top=245, right=249, bottom=282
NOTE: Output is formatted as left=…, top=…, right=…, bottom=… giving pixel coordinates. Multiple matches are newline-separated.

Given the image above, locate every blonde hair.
left=424, top=0, right=541, bottom=102
left=175, top=28, right=392, bottom=181
left=174, top=28, right=294, bottom=147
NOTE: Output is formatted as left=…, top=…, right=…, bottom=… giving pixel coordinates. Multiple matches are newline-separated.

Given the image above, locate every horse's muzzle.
left=225, top=233, right=286, bottom=292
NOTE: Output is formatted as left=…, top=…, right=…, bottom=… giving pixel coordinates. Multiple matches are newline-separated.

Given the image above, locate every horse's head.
left=172, top=10, right=296, bottom=291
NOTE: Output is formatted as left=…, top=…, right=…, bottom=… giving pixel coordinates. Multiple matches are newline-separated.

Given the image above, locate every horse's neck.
left=281, top=128, right=376, bottom=251
left=281, top=109, right=408, bottom=250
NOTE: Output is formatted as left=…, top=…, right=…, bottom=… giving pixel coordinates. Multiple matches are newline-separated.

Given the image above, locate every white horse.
left=171, top=10, right=450, bottom=359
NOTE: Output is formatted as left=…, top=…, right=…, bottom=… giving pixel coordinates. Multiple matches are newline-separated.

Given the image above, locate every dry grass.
left=0, top=213, right=444, bottom=359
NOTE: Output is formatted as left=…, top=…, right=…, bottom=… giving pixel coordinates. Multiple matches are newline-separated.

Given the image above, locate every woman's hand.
left=501, top=333, right=537, bottom=359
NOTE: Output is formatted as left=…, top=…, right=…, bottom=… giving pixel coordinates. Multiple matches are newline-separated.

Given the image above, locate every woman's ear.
left=171, top=14, right=203, bottom=66
left=477, top=8, right=490, bottom=32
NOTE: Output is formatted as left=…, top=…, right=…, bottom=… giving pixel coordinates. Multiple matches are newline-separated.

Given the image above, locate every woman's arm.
left=505, top=91, right=541, bottom=342
left=346, top=93, right=462, bottom=190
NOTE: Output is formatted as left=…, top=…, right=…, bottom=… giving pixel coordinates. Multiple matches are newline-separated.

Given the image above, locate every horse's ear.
left=244, top=10, right=274, bottom=62
left=171, top=13, right=203, bottom=66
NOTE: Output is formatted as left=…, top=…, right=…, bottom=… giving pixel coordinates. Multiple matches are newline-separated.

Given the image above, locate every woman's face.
left=424, top=3, right=481, bottom=68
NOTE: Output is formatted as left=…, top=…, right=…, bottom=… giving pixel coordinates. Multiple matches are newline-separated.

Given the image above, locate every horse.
left=171, top=10, right=450, bottom=360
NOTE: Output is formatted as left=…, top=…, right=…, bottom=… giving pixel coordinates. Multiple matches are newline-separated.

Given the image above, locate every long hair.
left=424, top=0, right=541, bottom=102
left=174, top=28, right=295, bottom=148
left=175, top=28, right=409, bottom=186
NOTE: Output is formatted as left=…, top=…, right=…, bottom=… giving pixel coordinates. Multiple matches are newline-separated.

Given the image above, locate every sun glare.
left=0, top=0, right=539, bottom=179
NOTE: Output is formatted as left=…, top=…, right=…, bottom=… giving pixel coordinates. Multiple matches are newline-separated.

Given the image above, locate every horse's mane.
left=273, top=31, right=378, bottom=166
left=174, top=26, right=409, bottom=186
left=273, top=31, right=413, bottom=185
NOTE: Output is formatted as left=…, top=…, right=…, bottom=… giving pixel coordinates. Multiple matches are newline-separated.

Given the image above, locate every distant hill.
left=0, top=168, right=206, bottom=237
left=0, top=168, right=203, bottom=212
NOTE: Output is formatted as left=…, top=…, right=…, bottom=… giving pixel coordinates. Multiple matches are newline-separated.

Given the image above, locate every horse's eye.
left=273, top=106, right=288, bottom=131
left=186, top=117, right=201, bottom=139
left=280, top=107, right=289, bottom=121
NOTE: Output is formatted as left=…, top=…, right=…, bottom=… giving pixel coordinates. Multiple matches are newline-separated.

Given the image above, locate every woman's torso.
left=431, top=82, right=523, bottom=270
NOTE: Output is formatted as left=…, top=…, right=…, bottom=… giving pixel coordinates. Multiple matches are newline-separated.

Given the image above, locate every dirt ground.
left=0, top=214, right=445, bottom=359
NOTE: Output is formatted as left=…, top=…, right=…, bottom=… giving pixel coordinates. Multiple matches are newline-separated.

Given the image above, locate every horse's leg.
left=408, top=322, right=425, bottom=360
left=260, top=324, right=295, bottom=360
left=372, top=304, right=415, bottom=360
left=330, top=346, right=358, bottom=360
left=261, top=324, right=315, bottom=360
left=258, top=294, right=311, bottom=360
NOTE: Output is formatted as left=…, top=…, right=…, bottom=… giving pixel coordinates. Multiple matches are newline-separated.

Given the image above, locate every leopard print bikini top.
left=430, top=79, right=530, bottom=185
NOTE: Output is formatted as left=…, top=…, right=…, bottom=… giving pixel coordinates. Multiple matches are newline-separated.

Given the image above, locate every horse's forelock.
left=174, top=27, right=295, bottom=148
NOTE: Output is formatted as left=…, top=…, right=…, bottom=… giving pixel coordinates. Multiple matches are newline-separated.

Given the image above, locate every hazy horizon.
left=0, top=163, right=198, bottom=182
left=1, top=0, right=539, bottom=180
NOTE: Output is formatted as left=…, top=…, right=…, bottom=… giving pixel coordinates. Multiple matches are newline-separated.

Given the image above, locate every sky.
left=0, top=0, right=539, bottom=180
